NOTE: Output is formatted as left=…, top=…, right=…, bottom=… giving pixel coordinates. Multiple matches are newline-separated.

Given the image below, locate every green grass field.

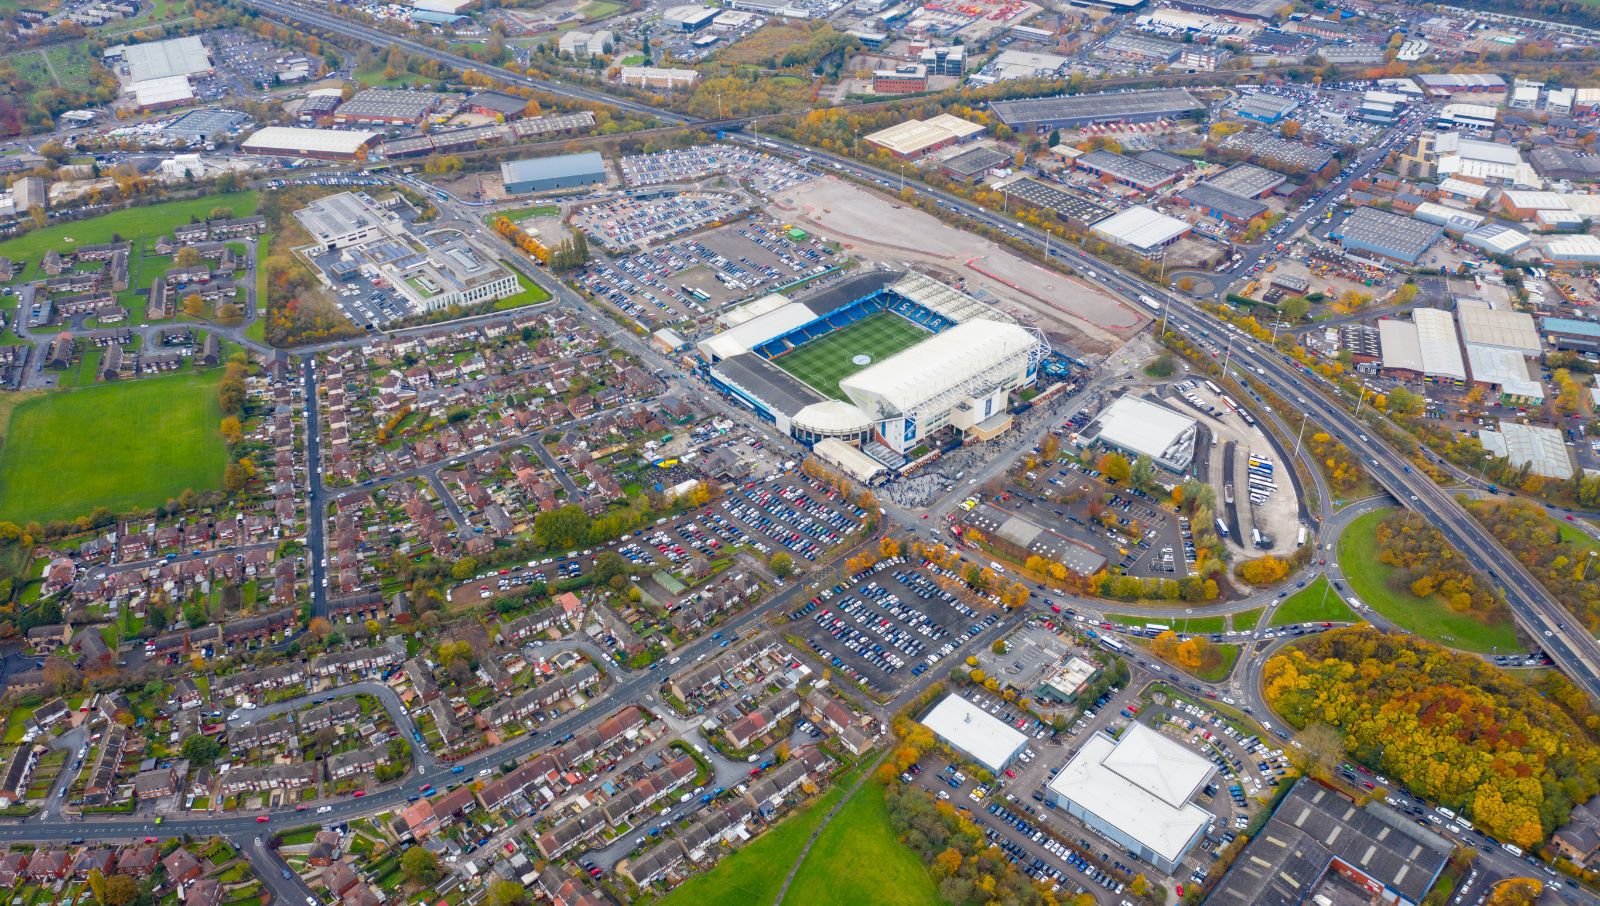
left=44, top=44, right=95, bottom=91
left=1337, top=509, right=1520, bottom=653
left=0, top=370, right=226, bottom=522
left=489, top=205, right=559, bottom=223
left=1107, top=613, right=1226, bottom=634
left=1270, top=576, right=1358, bottom=627
left=773, top=311, right=930, bottom=400
left=0, top=192, right=257, bottom=282
left=780, top=780, right=942, bottom=906
left=1231, top=607, right=1263, bottom=631
left=659, top=763, right=868, bottom=906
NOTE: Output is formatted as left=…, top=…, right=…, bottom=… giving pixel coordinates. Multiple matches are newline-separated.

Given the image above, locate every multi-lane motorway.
left=729, top=130, right=1600, bottom=702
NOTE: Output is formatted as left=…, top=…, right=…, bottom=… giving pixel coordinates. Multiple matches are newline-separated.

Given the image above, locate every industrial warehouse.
left=501, top=152, right=610, bottom=194
left=698, top=270, right=1049, bottom=475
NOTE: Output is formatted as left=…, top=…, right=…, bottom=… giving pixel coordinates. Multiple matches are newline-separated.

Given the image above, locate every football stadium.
left=698, top=271, right=1050, bottom=479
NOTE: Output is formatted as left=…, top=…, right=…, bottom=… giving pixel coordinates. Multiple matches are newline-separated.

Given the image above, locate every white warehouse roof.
left=1479, top=423, right=1573, bottom=479
left=1456, top=300, right=1540, bottom=354
left=1047, top=723, right=1215, bottom=866
left=119, top=35, right=211, bottom=82
left=840, top=319, right=1042, bottom=417
left=1414, top=308, right=1467, bottom=382
left=1092, top=205, right=1190, bottom=252
left=1465, top=344, right=1543, bottom=401
left=130, top=75, right=195, bottom=108
left=920, top=693, right=1027, bottom=773
left=240, top=126, right=380, bottom=156
left=1092, top=395, right=1197, bottom=465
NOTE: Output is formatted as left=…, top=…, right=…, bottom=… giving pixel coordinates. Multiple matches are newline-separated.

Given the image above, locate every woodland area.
left=1466, top=499, right=1600, bottom=633
left=1263, top=627, right=1600, bottom=849
left=1372, top=510, right=1509, bottom=624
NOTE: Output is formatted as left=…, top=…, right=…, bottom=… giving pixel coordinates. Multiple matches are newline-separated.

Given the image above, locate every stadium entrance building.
left=698, top=271, right=1049, bottom=472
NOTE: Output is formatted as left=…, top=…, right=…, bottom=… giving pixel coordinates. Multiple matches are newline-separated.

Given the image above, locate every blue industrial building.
left=501, top=152, right=607, bottom=194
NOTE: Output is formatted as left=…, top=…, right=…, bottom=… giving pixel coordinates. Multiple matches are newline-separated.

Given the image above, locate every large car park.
left=576, top=217, right=839, bottom=327
left=789, top=556, right=998, bottom=695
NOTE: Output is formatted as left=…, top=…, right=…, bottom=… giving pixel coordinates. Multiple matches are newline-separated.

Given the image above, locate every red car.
left=143, top=837, right=157, bottom=843
left=353, top=790, right=366, bottom=798
left=1004, top=769, right=1016, bottom=778
left=256, top=816, right=270, bottom=823
left=295, top=805, right=307, bottom=811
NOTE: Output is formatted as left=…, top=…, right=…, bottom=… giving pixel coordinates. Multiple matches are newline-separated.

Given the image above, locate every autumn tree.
left=219, top=416, right=243, bottom=446
left=1235, top=555, right=1290, bottom=586
left=769, top=551, right=794, bottom=578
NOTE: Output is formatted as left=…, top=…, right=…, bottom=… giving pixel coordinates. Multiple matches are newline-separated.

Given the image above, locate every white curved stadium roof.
left=840, top=319, right=1041, bottom=417
left=695, top=302, right=815, bottom=361
left=793, top=400, right=872, bottom=435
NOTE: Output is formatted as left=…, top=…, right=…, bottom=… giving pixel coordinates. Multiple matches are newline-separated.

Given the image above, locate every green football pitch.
left=773, top=311, right=930, bottom=400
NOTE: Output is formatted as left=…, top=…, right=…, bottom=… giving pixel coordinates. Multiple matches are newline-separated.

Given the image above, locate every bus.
left=1219, top=395, right=1239, bottom=412
left=1144, top=623, right=1171, bottom=635
left=1204, top=380, right=1222, bottom=395
left=1296, top=525, right=1309, bottom=547
left=1099, top=636, right=1125, bottom=653
left=1216, top=518, right=1230, bottom=539
left=681, top=284, right=710, bottom=302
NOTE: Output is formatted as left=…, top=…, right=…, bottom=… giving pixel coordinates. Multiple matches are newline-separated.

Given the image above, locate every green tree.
left=400, top=847, right=441, bottom=885
left=451, top=557, right=478, bottom=581
left=769, top=551, right=794, bottom=578
left=181, top=734, right=222, bottom=765
left=486, top=881, right=526, bottom=906
left=101, top=876, right=137, bottom=906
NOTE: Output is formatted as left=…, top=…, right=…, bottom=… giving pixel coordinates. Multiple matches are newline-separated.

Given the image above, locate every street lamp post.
left=1583, top=551, right=1598, bottom=581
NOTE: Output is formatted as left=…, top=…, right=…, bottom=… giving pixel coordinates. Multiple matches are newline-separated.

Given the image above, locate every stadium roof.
left=1456, top=300, right=1540, bottom=354
left=710, top=353, right=824, bottom=416
left=920, top=694, right=1028, bottom=773
left=130, top=76, right=195, bottom=108
left=240, top=127, right=380, bottom=157
left=696, top=303, right=818, bottom=361
left=840, top=319, right=1041, bottom=418
left=1091, top=206, right=1191, bottom=252
left=1046, top=724, right=1214, bottom=866
left=1211, top=780, right=1452, bottom=906
left=793, top=400, right=872, bottom=435
left=119, top=36, right=211, bottom=82
left=890, top=271, right=1011, bottom=324
left=989, top=89, right=1202, bottom=128
left=719, top=293, right=790, bottom=328
left=1090, top=395, right=1197, bottom=464
left=1464, top=344, right=1543, bottom=401
left=1480, top=423, right=1573, bottom=479
left=795, top=270, right=898, bottom=318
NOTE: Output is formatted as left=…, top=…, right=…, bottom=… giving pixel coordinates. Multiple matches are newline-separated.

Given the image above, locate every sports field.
left=773, top=310, right=929, bottom=400
left=0, top=371, right=226, bottom=522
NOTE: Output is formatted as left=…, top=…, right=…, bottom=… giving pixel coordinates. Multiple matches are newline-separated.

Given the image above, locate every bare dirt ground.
left=767, top=175, right=1147, bottom=354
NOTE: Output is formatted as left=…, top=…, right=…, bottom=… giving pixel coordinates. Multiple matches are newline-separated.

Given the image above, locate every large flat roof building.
left=501, top=152, right=607, bottom=194
left=1455, top=299, right=1540, bottom=355
left=1046, top=723, right=1214, bottom=874
left=1205, top=162, right=1285, bottom=199
left=1219, top=131, right=1335, bottom=175
left=113, top=36, right=212, bottom=82
left=1332, top=207, right=1442, bottom=264
left=989, top=88, right=1202, bottom=132
left=920, top=693, right=1028, bottom=773
left=1542, top=316, right=1600, bottom=355
left=1085, top=394, right=1197, bottom=471
left=1075, top=150, right=1179, bottom=191
left=1210, top=779, right=1452, bottom=906
left=1480, top=423, right=1573, bottom=479
left=1378, top=308, right=1466, bottom=383
left=239, top=127, right=380, bottom=161
left=865, top=114, right=984, bottom=158
left=294, top=192, right=520, bottom=315
left=1091, top=206, right=1191, bottom=254
left=333, top=89, right=443, bottom=126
